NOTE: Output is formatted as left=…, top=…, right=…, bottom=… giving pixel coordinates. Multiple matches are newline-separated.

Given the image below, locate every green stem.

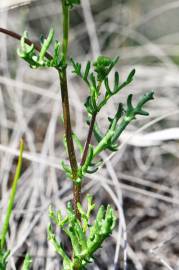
left=93, top=118, right=131, bottom=157
left=62, top=1, right=69, bottom=62
left=0, top=139, right=24, bottom=250
left=93, top=130, right=114, bottom=157
left=110, top=118, right=130, bottom=142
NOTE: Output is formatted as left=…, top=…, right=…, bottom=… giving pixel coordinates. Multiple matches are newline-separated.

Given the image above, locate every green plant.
left=0, top=0, right=154, bottom=269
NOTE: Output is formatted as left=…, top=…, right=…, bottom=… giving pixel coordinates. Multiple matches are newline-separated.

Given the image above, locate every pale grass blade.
left=0, top=0, right=37, bottom=10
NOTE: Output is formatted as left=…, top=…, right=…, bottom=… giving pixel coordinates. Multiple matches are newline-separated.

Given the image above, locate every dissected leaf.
left=48, top=196, right=116, bottom=269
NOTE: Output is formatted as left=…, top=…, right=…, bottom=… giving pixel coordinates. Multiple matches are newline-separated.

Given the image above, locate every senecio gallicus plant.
left=0, top=0, right=154, bottom=269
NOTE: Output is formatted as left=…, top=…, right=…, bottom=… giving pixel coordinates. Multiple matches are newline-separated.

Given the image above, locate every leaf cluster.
left=71, top=56, right=135, bottom=115
left=17, top=29, right=65, bottom=70
left=92, top=91, right=154, bottom=156
left=48, top=195, right=116, bottom=270
left=61, top=56, right=154, bottom=182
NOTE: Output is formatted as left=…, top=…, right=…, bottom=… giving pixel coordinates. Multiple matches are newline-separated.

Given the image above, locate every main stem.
left=59, top=0, right=80, bottom=219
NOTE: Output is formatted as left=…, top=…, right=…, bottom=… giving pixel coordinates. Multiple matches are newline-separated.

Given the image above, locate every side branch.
left=80, top=113, right=97, bottom=166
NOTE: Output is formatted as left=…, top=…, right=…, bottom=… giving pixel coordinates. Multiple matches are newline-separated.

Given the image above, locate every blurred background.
left=1, top=0, right=179, bottom=269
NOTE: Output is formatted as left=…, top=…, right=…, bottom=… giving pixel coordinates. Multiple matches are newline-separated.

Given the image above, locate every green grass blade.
left=0, top=139, right=24, bottom=250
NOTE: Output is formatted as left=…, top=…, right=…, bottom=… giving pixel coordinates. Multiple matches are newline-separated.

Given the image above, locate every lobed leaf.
left=48, top=196, right=116, bottom=269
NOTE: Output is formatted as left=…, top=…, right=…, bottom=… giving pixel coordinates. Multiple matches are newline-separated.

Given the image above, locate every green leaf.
left=127, top=69, right=135, bottom=83
left=89, top=73, right=97, bottom=94
left=113, top=71, right=120, bottom=92
left=22, top=255, right=32, bottom=270
left=0, top=249, right=10, bottom=270
left=127, top=94, right=133, bottom=112
left=83, top=61, right=91, bottom=82
left=38, top=28, right=54, bottom=63
left=18, top=29, right=65, bottom=70
left=61, top=160, right=72, bottom=177
left=111, top=91, right=154, bottom=143
left=71, top=58, right=82, bottom=76
left=84, top=96, right=97, bottom=115
left=17, top=31, right=37, bottom=67
left=104, top=77, right=112, bottom=96
left=93, top=123, right=104, bottom=143
left=82, top=145, right=94, bottom=174
left=48, top=196, right=116, bottom=269
left=72, top=133, right=83, bottom=154
left=48, top=224, right=73, bottom=269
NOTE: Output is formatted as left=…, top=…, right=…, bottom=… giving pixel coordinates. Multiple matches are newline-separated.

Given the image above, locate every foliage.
left=61, top=56, right=154, bottom=183
left=71, top=56, right=135, bottom=114
left=48, top=195, right=116, bottom=270
left=16, top=1, right=154, bottom=269
left=17, top=29, right=65, bottom=70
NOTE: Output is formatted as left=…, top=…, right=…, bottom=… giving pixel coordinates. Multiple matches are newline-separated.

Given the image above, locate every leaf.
left=84, top=96, right=97, bottom=115
left=93, top=123, right=104, bottom=143
left=61, top=160, right=72, bottom=175
left=107, top=144, right=118, bottom=152
left=18, top=29, right=65, bottom=70
left=104, top=77, right=112, bottom=96
left=86, top=166, right=98, bottom=174
left=22, top=255, right=32, bottom=270
left=111, top=91, right=154, bottom=143
left=40, top=34, right=45, bottom=45
left=106, top=56, right=119, bottom=77
left=113, top=71, right=120, bottom=92
left=89, top=73, right=97, bottom=93
left=38, top=28, right=54, bottom=62
left=83, top=61, right=91, bottom=82
left=127, top=69, right=135, bottom=83
left=127, top=94, right=133, bottom=112
left=48, top=197, right=116, bottom=269
left=82, top=145, right=94, bottom=174
left=71, top=58, right=82, bottom=77
left=72, top=133, right=83, bottom=154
